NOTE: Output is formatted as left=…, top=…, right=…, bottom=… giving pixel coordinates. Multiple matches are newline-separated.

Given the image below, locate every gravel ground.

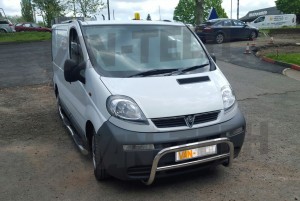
left=0, top=42, right=299, bottom=201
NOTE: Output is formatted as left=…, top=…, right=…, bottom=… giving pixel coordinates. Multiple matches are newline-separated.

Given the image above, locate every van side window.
left=69, top=28, right=84, bottom=64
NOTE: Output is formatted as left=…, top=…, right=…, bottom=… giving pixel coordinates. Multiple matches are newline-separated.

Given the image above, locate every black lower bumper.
left=96, top=109, right=246, bottom=181
left=196, top=32, right=215, bottom=42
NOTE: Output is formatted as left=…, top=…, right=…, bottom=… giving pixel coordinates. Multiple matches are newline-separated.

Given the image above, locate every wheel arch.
left=54, top=84, right=58, bottom=97
left=216, top=31, right=225, bottom=37
left=0, top=28, right=7, bottom=33
left=86, top=120, right=95, bottom=151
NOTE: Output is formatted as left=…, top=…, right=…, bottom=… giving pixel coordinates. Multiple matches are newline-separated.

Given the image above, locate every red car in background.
left=15, top=22, right=51, bottom=32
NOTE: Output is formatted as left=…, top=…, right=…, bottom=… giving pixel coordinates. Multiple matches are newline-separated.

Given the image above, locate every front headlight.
left=106, top=95, right=148, bottom=124
left=221, top=85, right=236, bottom=110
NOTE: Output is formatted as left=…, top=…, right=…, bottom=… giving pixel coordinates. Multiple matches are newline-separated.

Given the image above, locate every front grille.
left=152, top=111, right=220, bottom=128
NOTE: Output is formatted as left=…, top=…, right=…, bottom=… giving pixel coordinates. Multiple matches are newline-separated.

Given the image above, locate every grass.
left=0, top=32, right=51, bottom=43
left=266, top=53, right=300, bottom=66
left=260, top=25, right=300, bottom=34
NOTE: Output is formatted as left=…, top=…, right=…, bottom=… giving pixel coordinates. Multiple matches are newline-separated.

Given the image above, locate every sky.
left=0, top=0, right=276, bottom=21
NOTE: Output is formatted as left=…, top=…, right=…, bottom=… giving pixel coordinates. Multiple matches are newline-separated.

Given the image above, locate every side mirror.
left=64, top=59, right=86, bottom=84
left=210, top=53, right=216, bottom=62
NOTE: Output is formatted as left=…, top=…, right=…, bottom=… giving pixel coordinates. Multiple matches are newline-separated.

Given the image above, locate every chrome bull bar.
left=143, top=137, right=234, bottom=185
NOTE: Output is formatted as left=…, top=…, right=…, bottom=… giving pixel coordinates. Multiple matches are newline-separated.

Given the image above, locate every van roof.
left=78, top=20, right=184, bottom=26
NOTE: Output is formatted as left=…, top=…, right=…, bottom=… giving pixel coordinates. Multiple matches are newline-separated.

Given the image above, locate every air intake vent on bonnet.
left=177, top=76, right=210, bottom=85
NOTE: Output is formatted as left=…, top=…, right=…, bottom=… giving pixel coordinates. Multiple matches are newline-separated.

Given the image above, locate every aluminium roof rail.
left=61, top=20, right=76, bottom=24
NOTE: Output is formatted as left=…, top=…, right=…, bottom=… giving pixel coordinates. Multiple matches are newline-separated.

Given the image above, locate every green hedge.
left=0, top=32, right=51, bottom=43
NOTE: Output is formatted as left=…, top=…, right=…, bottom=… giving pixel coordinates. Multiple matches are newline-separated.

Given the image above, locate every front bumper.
left=96, top=109, right=246, bottom=183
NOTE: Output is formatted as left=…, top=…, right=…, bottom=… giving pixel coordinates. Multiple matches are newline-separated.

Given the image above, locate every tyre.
left=250, top=31, right=257, bottom=40
left=0, top=29, right=7, bottom=33
left=215, top=33, right=224, bottom=44
left=92, top=131, right=109, bottom=180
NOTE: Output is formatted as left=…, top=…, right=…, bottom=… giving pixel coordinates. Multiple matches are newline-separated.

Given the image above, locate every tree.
left=66, top=0, right=105, bottom=18
left=276, top=0, right=300, bottom=23
left=32, top=0, right=64, bottom=27
left=195, top=0, right=204, bottom=25
left=21, top=0, right=34, bottom=22
left=6, top=16, right=25, bottom=24
left=173, top=0, right=195, bottom=24
left=174, top=0, right=228, bottom=25
left=146, top=14, right=152, bottom=21
left=204, top=0, right=228, bottom=19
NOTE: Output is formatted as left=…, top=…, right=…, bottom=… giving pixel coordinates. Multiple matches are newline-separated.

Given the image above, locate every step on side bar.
left=142, top=137, right=234, bottom=185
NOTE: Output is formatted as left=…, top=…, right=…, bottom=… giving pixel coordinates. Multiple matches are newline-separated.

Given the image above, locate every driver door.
left=62, top=28, right=88, bottom=136
left=231, top=20, right=249, bottom=39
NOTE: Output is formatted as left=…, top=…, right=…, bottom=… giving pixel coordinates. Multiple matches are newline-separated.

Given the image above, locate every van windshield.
left=82, top=24, right=210, bottom=77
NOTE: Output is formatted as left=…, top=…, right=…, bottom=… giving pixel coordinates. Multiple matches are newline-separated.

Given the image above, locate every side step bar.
left=58, top=104, right=89, bottom=155
left=143, top=138, right=234, bottom=185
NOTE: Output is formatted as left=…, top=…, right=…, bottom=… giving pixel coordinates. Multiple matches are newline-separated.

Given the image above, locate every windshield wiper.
left=129, top=68, right=178, bottom=77
left=169, top=63, right=209, bottom=75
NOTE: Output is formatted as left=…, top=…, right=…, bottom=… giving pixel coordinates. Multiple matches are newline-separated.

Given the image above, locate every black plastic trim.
left=96, top=109, right=246, bottom=180
left=177, top=76, right=210, bottom=85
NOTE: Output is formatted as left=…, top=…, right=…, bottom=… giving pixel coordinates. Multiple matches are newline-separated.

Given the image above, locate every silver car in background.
left=0, top=19, right=15, bottom=33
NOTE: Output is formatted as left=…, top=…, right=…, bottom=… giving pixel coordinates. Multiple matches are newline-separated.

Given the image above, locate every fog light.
left=226, top=127, right=244, bottom=137
left=123, top=144, right=155, bottom=151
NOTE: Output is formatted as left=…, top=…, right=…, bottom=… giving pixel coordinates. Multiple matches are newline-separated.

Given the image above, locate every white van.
left=248, top=14, right=297, bottom=29
left=52, top=20, right=246, bottom=185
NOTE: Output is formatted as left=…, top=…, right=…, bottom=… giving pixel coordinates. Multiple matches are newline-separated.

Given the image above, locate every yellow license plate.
left=175, top=145, right=217, bottom=162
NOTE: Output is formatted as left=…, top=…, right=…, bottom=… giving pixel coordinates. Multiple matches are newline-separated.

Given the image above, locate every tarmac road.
left=205, top=42, right=286, bottom=73
left=0, top=42, right=299, bottom=201
left=0, top=41, right=52, bottom=88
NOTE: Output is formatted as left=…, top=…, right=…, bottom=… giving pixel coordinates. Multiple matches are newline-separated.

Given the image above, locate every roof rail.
left=61, top=20, right=75, bottom=24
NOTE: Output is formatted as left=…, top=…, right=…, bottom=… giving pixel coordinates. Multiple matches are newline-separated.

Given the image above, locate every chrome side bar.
left=58, top=103, right=89, bottom=155
left=143, top=138, right=234, bottom=185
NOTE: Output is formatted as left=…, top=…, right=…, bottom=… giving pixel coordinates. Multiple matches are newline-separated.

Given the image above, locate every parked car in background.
left=0, top=19, right=15, bottom=33
left=248, top=14, right=297, bottom=29
left=15, top=22, right=51, bottom=32
left=195, top=18, right=259, bottom=44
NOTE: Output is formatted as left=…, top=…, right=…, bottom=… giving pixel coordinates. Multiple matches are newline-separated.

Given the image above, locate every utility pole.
left=159, top=6, right=161, bottom=20
left=107, top=0, right=110, bottom=20
left=237, top=0, right=239, bottom=19
left=73, top=0, right=76, bottom=18
left=230, top=0, right=233, bottom=19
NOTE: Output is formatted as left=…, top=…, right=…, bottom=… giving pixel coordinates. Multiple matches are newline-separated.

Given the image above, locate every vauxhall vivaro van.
left=52, top=19, right=246, bottom=185
left=248, top=14, right=297, bottom=29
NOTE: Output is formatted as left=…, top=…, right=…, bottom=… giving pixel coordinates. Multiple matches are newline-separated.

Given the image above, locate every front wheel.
left=92, top=131, right=109, bottom=181
left=215, top=33, right=224, bottom=44
left=0, top=29, right=7, bottom=33
left=249, top=31, right=257, bottom=40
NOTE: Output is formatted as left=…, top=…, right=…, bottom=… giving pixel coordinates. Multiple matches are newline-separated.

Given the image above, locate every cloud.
left=106, top=0, right=178, bottom=21
left=222, top=0, right=276, bottom=19
left=0, top=0, right=21, bottom=16
left=1, top=0, right=277, bottom=22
